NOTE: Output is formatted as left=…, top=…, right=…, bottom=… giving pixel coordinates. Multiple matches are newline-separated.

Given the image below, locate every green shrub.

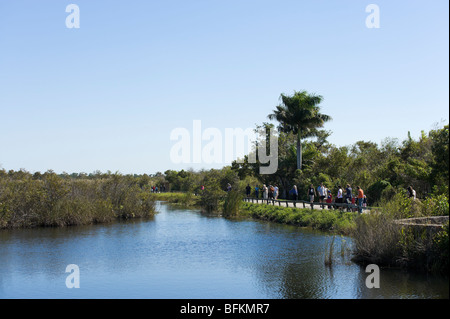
left=379, top=191, right=423, bottom=219
left=367, top=180, right=391, bottom=204
left=422, top=194, right=449, bottom=216
left=199, top=179, right=226, bottom=213
left=223, top=190, right=243, bottom=217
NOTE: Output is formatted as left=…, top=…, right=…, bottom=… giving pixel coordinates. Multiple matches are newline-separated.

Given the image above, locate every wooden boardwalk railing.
left=243, top=197, right=377, bottom=212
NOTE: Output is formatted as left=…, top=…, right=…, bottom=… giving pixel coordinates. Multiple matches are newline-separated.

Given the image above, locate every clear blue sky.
left=0, top=0, right=448, bottom=174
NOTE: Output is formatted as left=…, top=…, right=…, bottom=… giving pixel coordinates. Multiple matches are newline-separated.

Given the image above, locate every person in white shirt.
left=317, top=183, right=327, bottom=203
left=336, top=186, right=343, bottom=209
left=407, top=186, right=416, bottom=200
left=263, top=185, right=268, bottom=199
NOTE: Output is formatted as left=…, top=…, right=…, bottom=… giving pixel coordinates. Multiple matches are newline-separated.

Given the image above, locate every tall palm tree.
left=268, top=90, right=332, bottom=170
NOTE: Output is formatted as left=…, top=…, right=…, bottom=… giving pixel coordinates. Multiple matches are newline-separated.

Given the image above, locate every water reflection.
left=0, top=203, right=448, bottom=299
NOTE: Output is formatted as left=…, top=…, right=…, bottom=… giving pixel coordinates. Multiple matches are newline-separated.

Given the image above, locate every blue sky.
left=0, top=0, right=448, bottom=174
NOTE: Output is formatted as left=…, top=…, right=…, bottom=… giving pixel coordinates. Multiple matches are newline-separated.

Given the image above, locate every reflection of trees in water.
left=241, top=225, right=333, bottom=298
left=246, top=229, right=365, bottom=299
left=278, top=261, right=330, bottom=298
left=355, top=268, right=449, bottom=299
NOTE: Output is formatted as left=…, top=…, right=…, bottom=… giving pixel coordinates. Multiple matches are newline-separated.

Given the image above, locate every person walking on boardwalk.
left=246, top=184, right=251, bottom=197
left=407, top=186, right=416, bottom=200
left=345, top=184, right=352, bottom=211
left=326, top=190, right=333, bottom=209
left=351, top=195, right=357, bottom=212
left=268, top=185, right=274, bottom=199
left=255, top=185, right=259, bottom=199
left=292, top=185, right=298, bottom=201
left=263, top=184, right=268, bottom=199
left=317, top=183, right=327, bottom=203
left=357, top=186, right=364, bottom=213
left=308, top=184, right=316, bottom=208
left=336, top=185, right=344, bottom=210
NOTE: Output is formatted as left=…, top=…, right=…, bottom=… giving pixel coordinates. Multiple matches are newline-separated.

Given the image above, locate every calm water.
left=0, top=202, right=448, bottom=299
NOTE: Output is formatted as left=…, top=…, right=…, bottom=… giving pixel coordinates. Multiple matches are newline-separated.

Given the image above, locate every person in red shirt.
left=357, top=186, right=364, bottom=213
left=326, top=190, right=333, bottom=209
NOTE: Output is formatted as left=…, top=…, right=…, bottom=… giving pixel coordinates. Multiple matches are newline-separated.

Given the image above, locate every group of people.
left=307, top=183, right=367, bottom=213
left=150, top=185, right=166, bottom=193
left=246, top=182, right=368, bottom=213
left=249, top=184, right=280, bottom=200
left=227, top=182, right=418, bottom=215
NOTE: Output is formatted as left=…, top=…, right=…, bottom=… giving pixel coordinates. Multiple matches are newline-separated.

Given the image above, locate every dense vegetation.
left=0, top=170, right=156, bottom=228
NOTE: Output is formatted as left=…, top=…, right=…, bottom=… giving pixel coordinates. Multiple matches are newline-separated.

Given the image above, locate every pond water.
left=0, top=202, right=448, bottom=299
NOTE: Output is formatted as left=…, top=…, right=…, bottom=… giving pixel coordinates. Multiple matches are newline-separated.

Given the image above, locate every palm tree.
left=268, top=90, right=332, bottom=170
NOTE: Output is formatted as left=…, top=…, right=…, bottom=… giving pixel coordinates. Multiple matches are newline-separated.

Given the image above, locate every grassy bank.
left=0, top=171, right=156, bottom=229
left=240, top=202, right=357, bottom=235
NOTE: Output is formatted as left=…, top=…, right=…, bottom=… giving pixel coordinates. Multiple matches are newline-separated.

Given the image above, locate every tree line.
left=156, top=91, right=448, bottom=210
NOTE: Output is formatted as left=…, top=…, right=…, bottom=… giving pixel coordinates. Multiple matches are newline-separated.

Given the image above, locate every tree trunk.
left=297, top=129, right=302, bottom=170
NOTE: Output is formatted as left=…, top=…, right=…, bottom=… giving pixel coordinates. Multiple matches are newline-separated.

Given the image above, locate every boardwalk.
left=243, top=197, right=376, bottom=212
